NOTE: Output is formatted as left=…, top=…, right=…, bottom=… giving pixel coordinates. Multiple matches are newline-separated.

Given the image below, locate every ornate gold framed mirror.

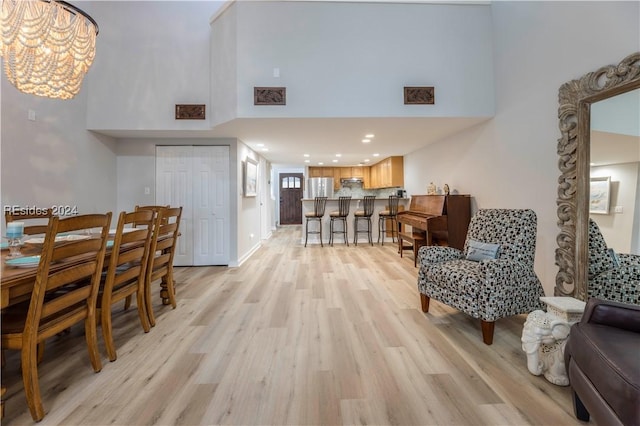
left=555, top=52, right=640, bottom=300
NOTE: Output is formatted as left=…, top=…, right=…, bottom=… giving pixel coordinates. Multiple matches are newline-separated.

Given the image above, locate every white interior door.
left=156, top=146, right=193, bottom=266
left=156, top=145, right=230, bottom=266
left=193, top=146, right=229, bottom=265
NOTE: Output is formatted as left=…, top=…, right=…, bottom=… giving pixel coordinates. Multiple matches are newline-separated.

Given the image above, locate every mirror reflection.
left=590, top=88, right=640, bottom=255
left=588, top=88, right=640, bottom=303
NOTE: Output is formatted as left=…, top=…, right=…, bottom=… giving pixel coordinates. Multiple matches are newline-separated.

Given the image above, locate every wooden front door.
left=279, top=173, right=303, bottom=225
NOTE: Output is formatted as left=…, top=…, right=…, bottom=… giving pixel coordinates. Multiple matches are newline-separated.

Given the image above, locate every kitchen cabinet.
left=308, top=160, right=401, bottom=189
left=333, top=168, right=342, bottom=190
left=340, top=168, right=353, bottom=178
left=309, top=167, right=334, bottom=178
left=370, top=156, right=403, bottom=188
left=369, top=164, right=378, bottom=188
left=351, top=166, right=365, bottom=178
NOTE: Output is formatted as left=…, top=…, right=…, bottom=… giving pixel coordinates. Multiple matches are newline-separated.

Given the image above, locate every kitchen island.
left=301, top=197, right=409, bottom=245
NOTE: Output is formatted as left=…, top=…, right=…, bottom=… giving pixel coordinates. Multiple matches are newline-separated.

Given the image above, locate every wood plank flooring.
left=1, top=226, right=583, bottom=425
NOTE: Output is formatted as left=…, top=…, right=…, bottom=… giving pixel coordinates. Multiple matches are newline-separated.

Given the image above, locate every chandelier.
left=0, top=0, right=99, bottom=100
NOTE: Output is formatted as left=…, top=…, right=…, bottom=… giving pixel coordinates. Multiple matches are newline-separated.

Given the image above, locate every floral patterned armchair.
left=417, top=209, right=545, bottom=345
left=588, top=218, right=640, bottom=305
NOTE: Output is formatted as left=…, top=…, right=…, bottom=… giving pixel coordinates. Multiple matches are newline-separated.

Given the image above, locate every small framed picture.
left=589, top=176, right=611, bottom=214
left=244, top=157, right=258, bottom=197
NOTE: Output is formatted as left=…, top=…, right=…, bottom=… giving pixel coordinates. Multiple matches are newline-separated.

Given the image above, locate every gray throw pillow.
left=466, top=239, right=501, bottom=261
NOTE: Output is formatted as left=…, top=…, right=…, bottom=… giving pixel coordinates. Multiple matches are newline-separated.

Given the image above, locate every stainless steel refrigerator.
left=307, top=177, right=334, bottom=198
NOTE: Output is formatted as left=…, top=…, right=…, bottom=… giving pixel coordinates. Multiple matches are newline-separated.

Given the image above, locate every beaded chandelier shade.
left=0, top=0, right=98, bottom=100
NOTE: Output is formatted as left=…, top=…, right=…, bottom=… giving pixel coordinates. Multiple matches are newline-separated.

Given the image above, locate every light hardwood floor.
left=2, top=226, right=583, bottom=425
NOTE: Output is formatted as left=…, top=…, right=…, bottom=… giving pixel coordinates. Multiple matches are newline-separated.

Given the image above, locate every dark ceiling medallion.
left=404, top=86, right=435, bottom=105
left=175, top=104, right=206, bottom=119
left=254, top=87, right=286, bottom=105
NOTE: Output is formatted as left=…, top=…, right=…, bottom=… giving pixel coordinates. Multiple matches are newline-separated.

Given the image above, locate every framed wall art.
left=589, top=176, right=611, bottom=214
left=244, top=157, right=258, bottom=197
left=404, top=86, right=435, bottom=104
left=254, top=87, right=286, bottom=105
left=175, top=104, right=206, bottom=119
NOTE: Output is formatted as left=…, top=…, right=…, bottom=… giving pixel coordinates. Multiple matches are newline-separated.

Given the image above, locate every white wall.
left=210, top=1, right=238, bottom=127
left=85, top=1, right=223, bottom=131
left=1, top=77, right=118, bottom=229
left=259, top=158, right=274, bottom=240
left=404, top=1, right=640, bottom=295
left=237, top=141, right=263, bottom=264
left=212, top=1, right=495, bottom=121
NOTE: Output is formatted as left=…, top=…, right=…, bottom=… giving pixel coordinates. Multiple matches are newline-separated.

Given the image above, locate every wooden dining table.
left=1, top=244, right=51, bottom=309
left=0, top=236, right=137, bottom=309
left=1, top=230, right=161, bottom=310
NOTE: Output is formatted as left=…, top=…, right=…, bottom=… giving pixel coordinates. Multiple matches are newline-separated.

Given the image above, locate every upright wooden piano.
left=396, top=195, right=471, bottom=265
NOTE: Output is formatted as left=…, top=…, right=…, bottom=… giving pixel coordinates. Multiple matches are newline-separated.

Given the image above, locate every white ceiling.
left=99, top=116, right=490, bottom=167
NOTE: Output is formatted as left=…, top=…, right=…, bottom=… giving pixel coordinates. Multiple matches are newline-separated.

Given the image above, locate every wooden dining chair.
left=133, top=205, right=169, bottom=226
left=0, top=213, right=111, bottom=421
left=145, top=206, right=182, bottom=327
left=99, top=210, right=154, bottom=362
left=5, top=208, right=54, bottom=235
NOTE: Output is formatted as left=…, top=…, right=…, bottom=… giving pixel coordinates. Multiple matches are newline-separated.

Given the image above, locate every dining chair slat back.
left=145, top=206, right=182, bottom=327
left=5, top=208, right=54, bottom=236
left=134, top=205, right=169, bottom=227
left=100, top=209, right=155, bottom=362
left=0, top=213, right=111, bottom=422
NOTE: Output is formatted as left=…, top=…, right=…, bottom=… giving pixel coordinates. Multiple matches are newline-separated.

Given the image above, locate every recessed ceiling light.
left=303, top=154, right=310, bottom=157
left=304, top=159, right=310, bottom=163
left=362, top=139, right=371, bottom=143
left=365, top=134, right=375, bottom=138
left=257, top=143, right=264, bottom=147
left=335, top=153, right=342, bottom=157
left=332, top=159, right=338, bottom=163
left=318, top=162, right=324, bottom=165
left=373, top=153, right=380, bottom=157
left=262, top=148, right=268, bottom=152
left=364, top=159, right=370, bottom=162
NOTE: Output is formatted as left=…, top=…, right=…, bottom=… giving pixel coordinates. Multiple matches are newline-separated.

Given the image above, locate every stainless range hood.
left=340, top=177, right=363, bottom=185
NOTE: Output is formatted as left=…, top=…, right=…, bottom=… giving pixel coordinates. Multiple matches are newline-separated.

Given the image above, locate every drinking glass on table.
left=6, top=221, right=24, bottom=258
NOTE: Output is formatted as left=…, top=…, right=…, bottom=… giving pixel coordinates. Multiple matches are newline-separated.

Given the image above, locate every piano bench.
left=398, top=231, right=427, bottom=267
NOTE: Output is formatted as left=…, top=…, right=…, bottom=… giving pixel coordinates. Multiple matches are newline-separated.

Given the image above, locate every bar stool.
left=304, top=196, right=328, bottom=247
left=329, top=196, right=351, bottom=246
left=377, top=195, right=399, bottom=246
left=353, top=195, right=375, bottom=246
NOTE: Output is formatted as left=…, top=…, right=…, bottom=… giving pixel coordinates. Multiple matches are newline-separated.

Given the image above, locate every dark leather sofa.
left=564, top=298, right=640, bottom=425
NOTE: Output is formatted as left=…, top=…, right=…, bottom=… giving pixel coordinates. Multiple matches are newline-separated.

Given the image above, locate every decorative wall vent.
left=404, top=86, right=435, bottom=105
left=175, top=104, right=206, bottom=119
left=254, top=87, right=286, bottom=105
